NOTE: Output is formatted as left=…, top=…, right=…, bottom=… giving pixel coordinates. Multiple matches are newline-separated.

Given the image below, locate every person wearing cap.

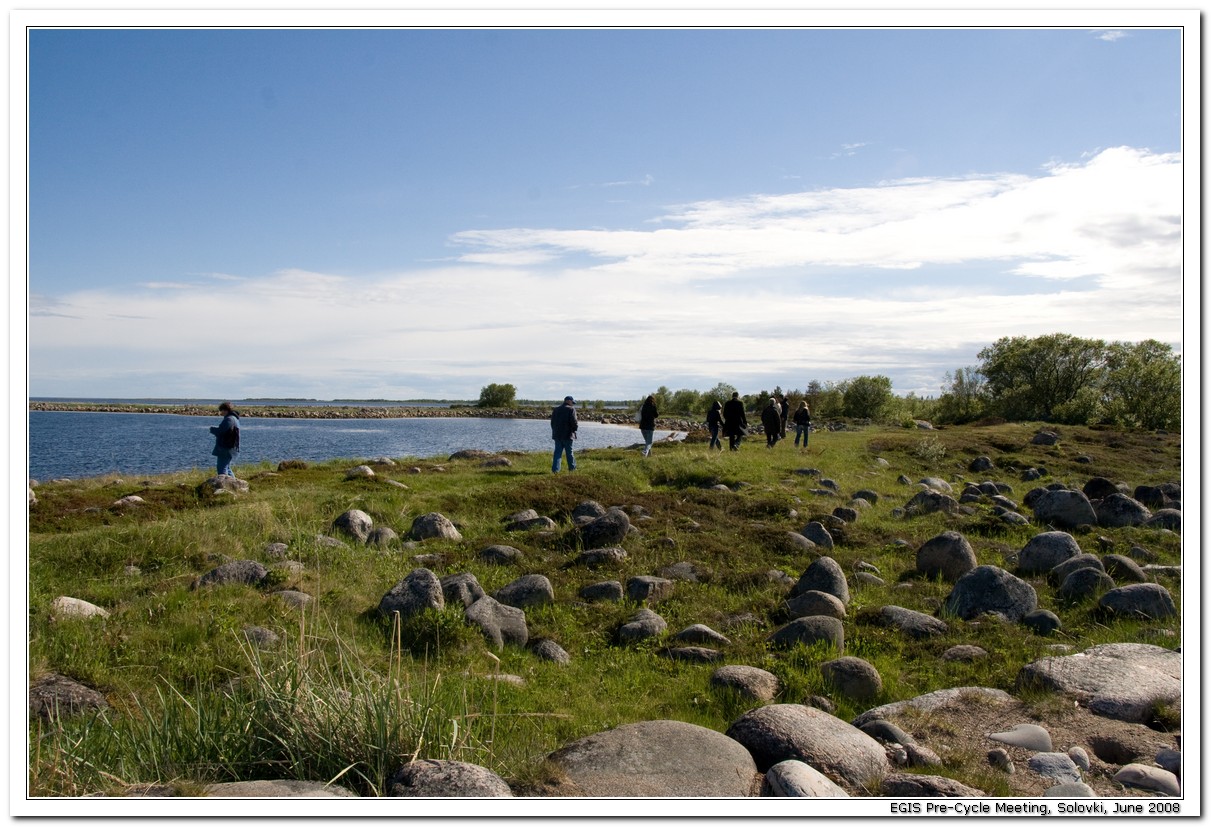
left=551, top=395, right=579, bottom=472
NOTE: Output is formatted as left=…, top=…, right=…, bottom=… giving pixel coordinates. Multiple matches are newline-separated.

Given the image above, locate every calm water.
left=28, top=411, right=665, bottom=480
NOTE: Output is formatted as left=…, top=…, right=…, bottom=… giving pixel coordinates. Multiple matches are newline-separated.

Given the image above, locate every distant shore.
left=28, top=400, right=703, bottom=431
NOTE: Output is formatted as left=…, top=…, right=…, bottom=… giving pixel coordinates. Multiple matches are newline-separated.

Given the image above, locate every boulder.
left=570, top=547, right=628, bottom=568
left=800, top=521, right=834, bottom=550
left=409, top=512, right=462, bottom=542
left=710, top=665, right=781, bottom=702
left=882, top=773, right=986, bottom=797
left=1095, top=494, right=1152, bottom=528
left=1114, top=764, right=1180, bottom=796
left=577, top=508, right=631, bottom=549
left=820, top=656, right=882, bottom=702
left=528, top=638, right=571, bottom=664
left=1099, top=583, right=1177, bottom=620
left=1144, top=509, right=1182, bottom=531
left=440, top=572, right=486, bottom=608
left=479, top=544, right=524, bottom=565
left=1018, top=531, right=1082, bottom=575
left=618, top=608, right=667, bottom=642
left=761, top=760, right=849, bottom=797
left=1015, top=642, right=1180, bottom=723
left=366, top=526, right=399, bottom=548
left=387, top=759, right=513, bottom=797
left=579, top=580, right=624, bottom=602
left=1101, top=553, right=1147, bottom=583
left=767, top=616, right=844, bottom=654
left=942, top=565, right=1037, bottom=622
left=915, top=531, right=977, bottom=582
left=1022, top=609, right=1062, bottom=636
left=192, top=560, right=268, bottom=590
left=903, top=489, right=961, bottom=516
left=852, top=687, right=1014, bottom=729
left=1082, top=477, right=1122, bottom=500
left=464, top=595, right=528, bottom=650
left=29, top=673, right=109, bottom=720
left=1048, top=554, right=1104, bottom=587
left=494, top=574, right=554, bottom=610
left=673, top=624, right=730, bottom=646
left=333, top=509, right=373, bottom=543
left=1057, top=568, right=1116, bottom=603
left=378, top=568, right=445, bottom=619
left=726, top=704, right=890, bottom=786
left=790, top=556, right=849, bottom=605
left=548, top=719, right=759, bottom=797
left=784, top=590, right=846, bottom=620
left=626, top=576, right=674, bottom=603
left=204, top=780, right=357, bottom=797
left=49, top=596, right=110, bottom=620
left=989, top=723, right=1053, bottom=751
left=1031, top=489, right=1096, bottom=529
left=877, top=605, right=949, bottom=639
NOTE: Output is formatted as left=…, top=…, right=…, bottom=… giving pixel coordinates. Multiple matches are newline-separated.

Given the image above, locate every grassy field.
left=26, top=421, right=1183, bottom=797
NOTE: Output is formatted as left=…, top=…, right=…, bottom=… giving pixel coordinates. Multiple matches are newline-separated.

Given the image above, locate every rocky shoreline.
left=28, top=400, right=706, bottom=433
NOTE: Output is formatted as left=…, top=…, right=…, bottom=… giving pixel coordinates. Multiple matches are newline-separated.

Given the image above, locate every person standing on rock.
left=551, top=395, right=579, bottom=472
left=761, top=397, right=783, bottom=448
left=722, top=392, right=747, bottom=451
left=706, top=400, right=724, bottom=450
left=793, top=401, right=812, bottom=449
left=639, top=395, right=659, bottom=457
left=209, top=401, right=241, bottom=477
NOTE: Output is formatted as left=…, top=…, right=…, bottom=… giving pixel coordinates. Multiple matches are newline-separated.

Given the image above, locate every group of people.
left=549, top=391, right=813, bottom=473
left=707, top=392, right=812, bottom=451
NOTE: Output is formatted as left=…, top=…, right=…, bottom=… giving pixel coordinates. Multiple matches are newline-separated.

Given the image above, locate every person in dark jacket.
left=761, top=397, right=783, bottom=448
left=550, top=396, right=579, bottom=472
left=793, top=401, right=812, bottom=449
left=722, top=392, right=748, bottom=451
left=639, top=395, right=659, bottom=457
left=209, top=401, right=241, bottom=477
left=778, top=394, right=790, bottom=438
left=706, top=400, right=724, bottom=451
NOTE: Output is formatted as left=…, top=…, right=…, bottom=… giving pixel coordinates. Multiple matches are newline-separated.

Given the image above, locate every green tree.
left=1102, top=339, right=1182, bottom=430
left=936, top=366, right=990, bottom=424
left=977, top=333, right=1108, bottom=423
left=841, top=375, right=894, bottom=420
left=476, top=383, right=517, bottom=408
left=704, top=382, right=737, bottom=405
left=669, top=388, right=702, bottom=415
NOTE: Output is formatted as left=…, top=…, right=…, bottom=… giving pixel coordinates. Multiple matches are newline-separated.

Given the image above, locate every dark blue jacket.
left=550, top=402, right=578, bottom=440
left=210, top=413, right=240, bottom=457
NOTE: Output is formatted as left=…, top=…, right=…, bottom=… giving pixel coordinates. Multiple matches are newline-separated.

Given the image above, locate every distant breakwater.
left=28, top=401, right=705, bottom=432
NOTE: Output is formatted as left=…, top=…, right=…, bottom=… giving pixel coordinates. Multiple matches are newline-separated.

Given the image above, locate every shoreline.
left=28, top=400, right=705, bottom=432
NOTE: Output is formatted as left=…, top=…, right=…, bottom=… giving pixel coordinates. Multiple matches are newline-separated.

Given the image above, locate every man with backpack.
left=210, top=401, right=241, bottom=477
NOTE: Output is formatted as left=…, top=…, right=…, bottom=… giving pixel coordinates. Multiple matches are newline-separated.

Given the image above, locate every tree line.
left=476, top=334, right=1181, bottom=431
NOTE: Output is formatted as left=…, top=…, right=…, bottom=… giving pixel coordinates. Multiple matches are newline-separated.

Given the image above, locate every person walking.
left=551, top=395, right=579, bottom=472
left=722, top=392, right=748, bottom=451
left=706, top=400, right=724, bottom=450
left=793, top=401, right=812, bottom=448
left=209, top=401, right=241, bottom=477
left=761, top=397, right=783, bottom=448
left=639, top=394, right=659, bottom=457
left=778, top=394, right=790, bottom=439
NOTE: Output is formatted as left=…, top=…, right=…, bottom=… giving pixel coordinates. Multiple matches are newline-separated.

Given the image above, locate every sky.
left=22, top=16, right=1193, bottom=402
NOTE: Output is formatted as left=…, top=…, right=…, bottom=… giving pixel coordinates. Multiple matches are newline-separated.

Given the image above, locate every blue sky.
left=24, top=19, right=1191, bottom=401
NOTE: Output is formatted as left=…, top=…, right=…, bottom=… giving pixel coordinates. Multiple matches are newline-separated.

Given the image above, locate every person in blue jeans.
left=793, top=401, right=812, bottom=448
left=209, top=401, right=241, bottom=477
left=550, top=396, right=578, bottom=472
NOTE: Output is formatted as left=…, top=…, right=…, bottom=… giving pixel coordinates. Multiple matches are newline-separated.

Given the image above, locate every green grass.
left=26, top=422, right=1182, bottom=796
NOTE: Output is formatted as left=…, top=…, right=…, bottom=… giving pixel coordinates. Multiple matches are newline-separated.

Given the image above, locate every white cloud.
left=1094, top=29, right=1128, bottom=42
left=29, top=147, right=1183, bottom=399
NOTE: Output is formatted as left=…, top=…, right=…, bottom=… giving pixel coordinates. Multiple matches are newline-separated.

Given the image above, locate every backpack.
left=223, top=425, right=240, bottom=450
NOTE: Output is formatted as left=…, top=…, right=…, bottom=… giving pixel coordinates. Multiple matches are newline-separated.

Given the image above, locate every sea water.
left=27, top=410, right=664, bottom=480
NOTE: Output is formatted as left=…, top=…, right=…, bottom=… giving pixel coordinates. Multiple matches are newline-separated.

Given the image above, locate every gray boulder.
left=579, top=580, right=624, bottom=602
left=767, top=616, right=844, bottom=654
left=495, top=574, right=554, bottom=610
left=1144, top=509, right=1182, bottom=531
left=379, top=568, right=445, bottom=619
left=726, top=704, right=890, bottom=785
left=1101, top=553, right=1147, bottom=582
left=49, top=595, right=110, bottom=620
left=618, top=608, right=667, bottom=642
left=548, top=719, right=759, bottom=797
left=989, top=723, right=1053, bottom=751
left=904, top=489, right=961, bottom=516
left=333, top=509, right=373, bottom=543
left=915, top=531, right=977, bottom=582
left=820, top=656, right=883, bottom=702
left=387, top=759, right=513, bottom=797
left=1048, top=554, right=1104, bottom=586
left=1114, top=764, right=1180, bottom=796
left=1095, top=493, right=1152, bottom=528
left=877, top=605, right=949, bottom=639
left=479, top=544, right=523, bottom=565
left=409, top=512, right=462, bottom=542
left=440, top=572, right=486, bottom=608
left=883, top=773, right=986, bottom=797
left=710, top=665, right=780, bottom=702
left=204, top=780, right=356, bottom=797
left=528, top=638, right=571, bottom=664
left=571, top=500, right=608, bottom=521
left=29, top=673, right=109, bottom=721
left=673, top=624, right=730, bottom=646
left=366, top=526, right=399, bottom=548
left=1019, top=531, right=1082, bottom=574
left=1022, top=609, right=1062, bottom=636
left=790, top=556, right=849, bottom=605
left=800, top=521, right=834, bottom=550
left=464, top=595, right=528, bottom=650
left=942, top=565, right=1037, bottom=622
left=193, top=560, right=268, bottom=590
left=1099, top=583, right=1177, bottom=619
left=852, top=687, right=1014, bottom=729
left=577, top=508, right=631, bottom=549
left=1032, top=489, right=1096, bottom=529
left=570, top=547, right=628, bottom=568
left=626, top=575, right=674, bottom=603
left=1057, top=568, right=1116, bottom=603
left=761, top=760, right=850, bottom=797
left=1015, top=642, right=1180, bottom=723
left=784, top=589, right=846, bottom=620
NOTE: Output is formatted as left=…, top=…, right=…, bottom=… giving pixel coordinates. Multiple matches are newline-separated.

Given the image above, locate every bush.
left=477, top=383, right=517, bottom=408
